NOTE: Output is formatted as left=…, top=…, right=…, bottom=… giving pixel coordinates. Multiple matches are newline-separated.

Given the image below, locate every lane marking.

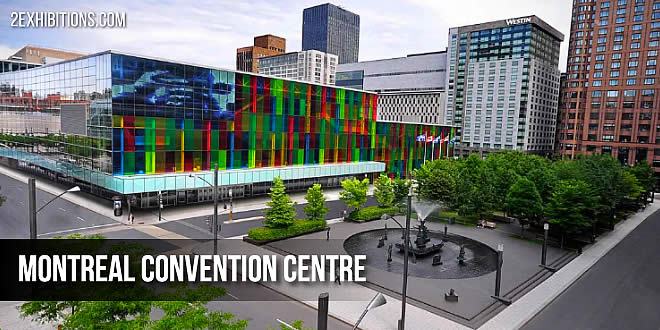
left=18, top=201, right=24, bottom=205
left=76, top=217, right=86, bottom=222
left=227, top=234, right=247, bottom=240
left=37, top=223, right=119, bottom=237
left=58, top=207, right=66, bottom=212
left=227, top=293, right=239, bottom=300
left=226, top=215, right=263, bottom=224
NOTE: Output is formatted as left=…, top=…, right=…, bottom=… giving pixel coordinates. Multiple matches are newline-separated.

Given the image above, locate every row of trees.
left=263, top=177, right=329, bottom=228
left=414, top=152, right=655, bottom=243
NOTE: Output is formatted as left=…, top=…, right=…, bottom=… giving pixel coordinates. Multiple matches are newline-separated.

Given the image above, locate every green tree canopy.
left=505, top=177, right=544, bottom=236
left=303, top=184, right=329, bottom=221
left=264, top=177, right=296, bottom=228
left=373, top=174, right=395, bottom=208
left=339, top=178, right=369, bottom=210
left=392, top=178, right=411, bottom=206
left=547, top=179, right=599, bottom=236
left=412, top=158, right=457, bottom=207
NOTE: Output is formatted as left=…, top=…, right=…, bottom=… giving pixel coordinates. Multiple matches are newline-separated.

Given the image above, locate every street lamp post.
left=28, top=177, right=81, bottom=239
left=158, top=191, right=163, bottom=222
left=540, top=223, right=557, bottom=272
left=398, top=187, right=413, bottom=330
left=229, top=188, right=233, bottom=222
left=354, top=293, right=387, bottom=330
left=190, top=164, right=220, bottom=254
left=491, top=243, right=512, bottom=305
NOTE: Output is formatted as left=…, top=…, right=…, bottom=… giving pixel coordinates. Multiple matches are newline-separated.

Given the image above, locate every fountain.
left=395, top=198, right=444, bottom=256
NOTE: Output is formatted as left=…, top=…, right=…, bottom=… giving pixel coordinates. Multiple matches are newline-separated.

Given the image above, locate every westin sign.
left=506, top=17, right=532, bottom=26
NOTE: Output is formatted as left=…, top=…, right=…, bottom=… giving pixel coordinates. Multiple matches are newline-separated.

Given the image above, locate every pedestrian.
left=326, top=227, right=330, bottom=241
left=334, top=266, right=341, bottom=285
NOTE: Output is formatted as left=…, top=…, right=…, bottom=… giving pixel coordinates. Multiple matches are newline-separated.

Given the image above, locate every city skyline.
left=0, top=0, right=572, bottom=72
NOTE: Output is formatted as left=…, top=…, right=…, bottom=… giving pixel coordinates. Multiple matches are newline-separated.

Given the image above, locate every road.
left=0, top=173, right=119, bottom=238
left=154, top=196, right=376, bottom=239
left=522, top=209, right=660, bottom=330
left=0, top=172, right=356, bottom=329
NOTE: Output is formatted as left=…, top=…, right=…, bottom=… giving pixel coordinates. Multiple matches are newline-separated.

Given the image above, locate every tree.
left=392, top=178, right=411, bottom=206
left=627, top=161, right=655, bottom=204
left=454, top=154, right=497, bottom=219
left=505, top=177, right=544, bottom=237
left=264, top=177, right=296, bottom=228
left=373, top=174, right=395, bottom=208
left=339, top=178, right=370, bottom=210
left=546, top=180, right=599, bottom=248
left=20, top=235, right=247, bottom=329
left=304, top=184, right=329, bottom=221
left=412, top=158, right=457, bottom=207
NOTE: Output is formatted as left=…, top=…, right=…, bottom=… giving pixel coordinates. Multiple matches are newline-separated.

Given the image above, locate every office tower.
left=302, top=3, right=360, bottom=64
left=236, top=34, right=286, bottom=73
left=258, top=50, right=338, bottom=85
left=558, top=0, right=660, bottom=168
left=445, top=16, right=563, bottom=157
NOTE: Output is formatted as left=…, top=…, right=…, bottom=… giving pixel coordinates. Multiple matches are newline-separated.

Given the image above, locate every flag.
left=448, top=138, right=456, bottom=146
left=440, top=136, right=449, bottom=143
left=416, top=134, right=426, bottom=142
left=426, top=136, right=434, bottom=142
left=433, top=136, right=441, bottom=144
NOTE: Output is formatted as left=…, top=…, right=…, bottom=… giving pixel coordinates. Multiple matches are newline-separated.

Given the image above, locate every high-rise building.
left=302, top=3, right=360, bottom=64
left=445, top=16, right=563, bottom=157
left=236, top=34, right=286, bottom=73
left=557, top=0, right=660, bottom=170
left=258, top=50, right=338, bottom=85
left=337, top=51, right=449, bottom=126
left=9, top=45, right=84, bottom=64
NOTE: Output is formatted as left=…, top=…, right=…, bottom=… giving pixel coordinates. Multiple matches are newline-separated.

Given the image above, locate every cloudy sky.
left=0, top=0, right=573, bottom=71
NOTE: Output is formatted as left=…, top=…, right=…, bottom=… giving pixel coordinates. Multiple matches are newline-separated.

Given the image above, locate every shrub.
left=247, top=220, right=327, bottom=241
left=349, top=205, right=399, bottom=222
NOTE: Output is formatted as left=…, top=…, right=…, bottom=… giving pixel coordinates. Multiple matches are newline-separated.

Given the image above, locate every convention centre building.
left=0, top=51, right=454, bottom=208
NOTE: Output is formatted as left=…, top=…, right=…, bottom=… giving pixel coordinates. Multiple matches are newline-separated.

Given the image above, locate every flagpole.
left=431, top=140, right=435, bottom=161
left=423, top=140, right=427, bottom=163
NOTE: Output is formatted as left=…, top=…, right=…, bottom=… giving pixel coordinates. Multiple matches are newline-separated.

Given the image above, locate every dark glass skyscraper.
left=302, top=3, right=360, bottom=64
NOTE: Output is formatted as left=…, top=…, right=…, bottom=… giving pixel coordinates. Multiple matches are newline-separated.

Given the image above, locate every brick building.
left=236, top=34, right=286, bottom=73
left=9, top=45, right=84, bottom=64
left=558, top=0, right=660, bottom=169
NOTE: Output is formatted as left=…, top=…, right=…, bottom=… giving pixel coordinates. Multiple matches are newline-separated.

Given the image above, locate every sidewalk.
left=193, top=238, right=471, bottom=330
left=0, top=163, right=372, bottom=227
left=479, top=200, right=660, bottom=330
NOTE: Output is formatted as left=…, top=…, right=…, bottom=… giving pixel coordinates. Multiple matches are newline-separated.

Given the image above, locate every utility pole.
left=229, top=188, right=233, bottom=222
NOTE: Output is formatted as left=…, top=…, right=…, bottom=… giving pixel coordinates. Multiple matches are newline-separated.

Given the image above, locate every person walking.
left=129, top=212, right=134, bottom=225
left=334, top=265, right=341, bottom=285
left=326, top=227, right=330, bottom=241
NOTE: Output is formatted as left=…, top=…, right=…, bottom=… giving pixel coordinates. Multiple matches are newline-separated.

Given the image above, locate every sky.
left=0, top=0, right=573, bottom=72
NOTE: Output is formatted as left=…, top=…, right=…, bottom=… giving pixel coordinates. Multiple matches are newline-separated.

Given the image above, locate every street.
left=0, top=172, right=355, bottom=330
left=522, top=209, right=660, bottom=330
left=0, top=173, right=120, bottom=238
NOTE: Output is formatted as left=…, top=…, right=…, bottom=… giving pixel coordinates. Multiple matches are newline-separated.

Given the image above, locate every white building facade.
left=336, top=51, right=448, bottom=126
left=258, top=50, right=338, bottom=85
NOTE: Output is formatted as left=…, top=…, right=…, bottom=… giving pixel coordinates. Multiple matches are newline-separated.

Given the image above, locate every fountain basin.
left=344, top=228, right=498, bottom=280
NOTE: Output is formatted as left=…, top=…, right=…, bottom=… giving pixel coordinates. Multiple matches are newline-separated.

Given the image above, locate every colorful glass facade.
left=0, top=51, right=455, bottom=197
